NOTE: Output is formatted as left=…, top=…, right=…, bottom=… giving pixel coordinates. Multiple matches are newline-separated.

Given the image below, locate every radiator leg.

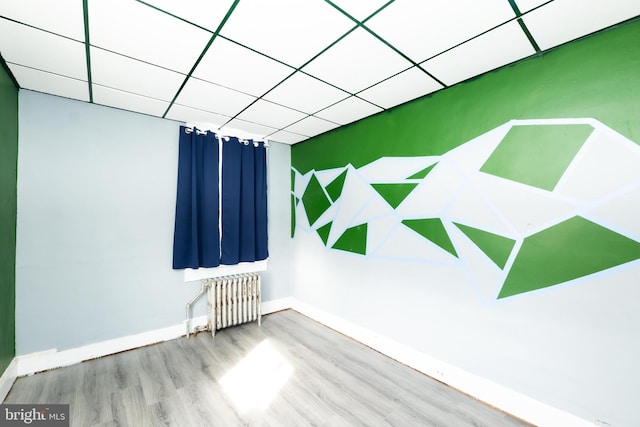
left=185, top=280, right=207, bottom=338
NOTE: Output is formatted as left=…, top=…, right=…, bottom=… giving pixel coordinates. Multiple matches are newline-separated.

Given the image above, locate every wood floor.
left=5, top=310, right=530, bottom=426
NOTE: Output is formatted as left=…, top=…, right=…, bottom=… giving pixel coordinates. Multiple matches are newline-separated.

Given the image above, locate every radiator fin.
left=206, top=273, right=261, bottom=337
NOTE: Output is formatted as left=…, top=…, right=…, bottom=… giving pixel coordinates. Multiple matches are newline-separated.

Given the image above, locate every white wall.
left=15, top=90, right=291, bottom=355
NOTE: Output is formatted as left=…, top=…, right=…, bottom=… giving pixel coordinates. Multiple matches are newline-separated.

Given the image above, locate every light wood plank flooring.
left=5, top=309, right=531, bottom=426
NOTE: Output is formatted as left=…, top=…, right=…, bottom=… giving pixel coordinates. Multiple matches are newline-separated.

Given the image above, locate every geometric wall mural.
left=292, top=119, right=640, bottom=299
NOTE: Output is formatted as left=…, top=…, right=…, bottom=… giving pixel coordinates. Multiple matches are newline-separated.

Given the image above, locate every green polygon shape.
left=290, top=194, right=296, bottom=238
left=407, top=163, right=437, bottom=180
left=480, top=124, right=593, bottom=191
left=372, top=183, right=418, bottom=209
left=332, top=223, right=368, bottom=255
left=402, top=218, right=458, bottom=257
left=316, top=222, right=332, bottom=245
left=302, top=174, right=332, bottom=226
left=498, top=216, right=640, bottom=299
left=454, top=223, right=515, bottom=269
left=326, top=169, right=347, bottom=202
left=291, top=169, right=295, bottom=191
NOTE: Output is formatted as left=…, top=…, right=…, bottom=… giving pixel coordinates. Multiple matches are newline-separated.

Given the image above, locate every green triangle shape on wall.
left=407, top=163, right=437, bottom=180
left=290, top=194, right=296, bottom=238
left=332, top=223, right=368, bottom=255
left=316, top=222, right=332, bottom=245
left=326, top=169, right=348, bottom=202
left=454, top=223, right=516, bottom=269
left=480, top=124, right=593, bottom=191
left=498, top=216, right=640, bottom=299
left=402, top=218, right=458, bottom=257
left=371, top=183, right=418, bottom=209
left=302, top=174, right=332, bottom=226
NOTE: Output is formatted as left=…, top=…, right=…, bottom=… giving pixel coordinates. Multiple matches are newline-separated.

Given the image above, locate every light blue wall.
left=15, top=90, right=290, bottom=354
left=262, top=141, right=292, bottom=301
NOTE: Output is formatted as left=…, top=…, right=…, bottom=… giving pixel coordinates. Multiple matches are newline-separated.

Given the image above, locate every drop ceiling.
left=1, top=0, right=639, bottom=144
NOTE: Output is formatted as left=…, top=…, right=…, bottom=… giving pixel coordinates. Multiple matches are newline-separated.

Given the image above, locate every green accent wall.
left=316, top=222, right=332, bottom=245
left=0, top=61, right=18, bottom=374
left=332, top=223, right=367, bottom=255
left=325, top=170, right=347, bottom=202
left=402, top=218, right=458, bottom=257
left=371, top=183, right=418, bottom=209
left=302, top=174, right=331, bottom=226
left=480, top=124, right=593, bottom=191
left=292, top=19, right=640, bottom=174
left=499, top=216, right=640, bottom=298
left=454, top=223, right=516, bottom=269
left=407, top=163, right=437, bottom=180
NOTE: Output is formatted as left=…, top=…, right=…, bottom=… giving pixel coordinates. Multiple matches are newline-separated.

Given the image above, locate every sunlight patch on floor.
left=219, top=339, right=294, bottom=413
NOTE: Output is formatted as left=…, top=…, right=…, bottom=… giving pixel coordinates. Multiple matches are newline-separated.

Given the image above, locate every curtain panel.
left=172, top=127, right=268, bottom=269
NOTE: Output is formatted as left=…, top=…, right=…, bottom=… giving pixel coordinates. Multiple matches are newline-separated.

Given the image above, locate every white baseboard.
left=13, top=298, right=292, bottom=378
left=289, top=299, right=597, bottom=427
left=10, top=296, right=594, bottom=426
left=0, top=358, right=18, bottom=402
left=16, top=315, right=209, bottom=377
left=262, top=297, right=294, bottom=315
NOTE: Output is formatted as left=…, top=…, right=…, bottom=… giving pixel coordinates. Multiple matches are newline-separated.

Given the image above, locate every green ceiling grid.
left=402, top=218, right=458, bottom=257
left=324, top=169, right=348, bottom=202
left=162, top=0, right=241, bottom=118
left=407, top=163, right=438, bottom=180
left=291, top=19, right=640, bottom=174
left=82, top=0, right=93, bottom=102
left=498, top=216, right=640, bottom=298
left=371, top=183, right=418, bottom=209
left=507, top=0, right=542, bottom=53
left=454, top=223, right=516, bottom=269
left=301, top=174, right=332, bottom=226
left=480, top=124, right=593, bottom=191
left=332, top=223, right=368, bottom=255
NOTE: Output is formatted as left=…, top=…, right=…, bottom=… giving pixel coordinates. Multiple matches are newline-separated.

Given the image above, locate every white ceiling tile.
left=220, top=0, right=355, bottom=68
left=358, top=67, right=443, bottom=109
left=175, top=77, right=256, bottom=117
left=165, top=104, right=230, bottom=128
left=193, top=38, right=294, bottom=97
left=236, top=99, right=308, bottom=130
left=366, top=0, right=516, bottom=63
left=93, top=85, right=170, bottom=117
left=513, top=0, right=549, bottom=13
left=328, top=0, right=393, bottom=21
left=89, top=0, right=211, bottom=73
left=8, top=64, right=89, bottom=102
left=140, top=0, right=236, bottom=32
left=283, top=116, right=341, bottom=137
left=315, top=96, right=382, bottom=125
left=0, top=0, right=85, bottom=40
left=90, top=48, right=185, bottom=101
left=0, top=20, right=86, bottom=80
left=422, top=21, right=535, bottom=87
left=523, top=0, right=640, bottom=51
left=219, top=119, right=278, bottom=139
left=263, top=72, right=349, bottom=114
left=302, top=27, right=412, bottom=94
left=268, top=130, right=309, bottom=145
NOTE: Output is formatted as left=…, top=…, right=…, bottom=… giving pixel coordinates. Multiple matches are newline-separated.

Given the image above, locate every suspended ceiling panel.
left=422, top=21, right=535, bottom=86
left=522, top=0, right=640, bottom=50
left=1, top=0, right=638, bottom=144
left=366, top=0, right=516, bottom=63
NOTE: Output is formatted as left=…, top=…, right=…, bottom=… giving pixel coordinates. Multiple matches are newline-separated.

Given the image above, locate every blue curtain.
left=221, top=137, right=269, bottom=264
left=172, top=127, right=220, bottom=269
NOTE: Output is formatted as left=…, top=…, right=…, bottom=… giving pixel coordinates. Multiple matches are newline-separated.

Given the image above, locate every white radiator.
left=206, top=273, right=262, bottom=337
